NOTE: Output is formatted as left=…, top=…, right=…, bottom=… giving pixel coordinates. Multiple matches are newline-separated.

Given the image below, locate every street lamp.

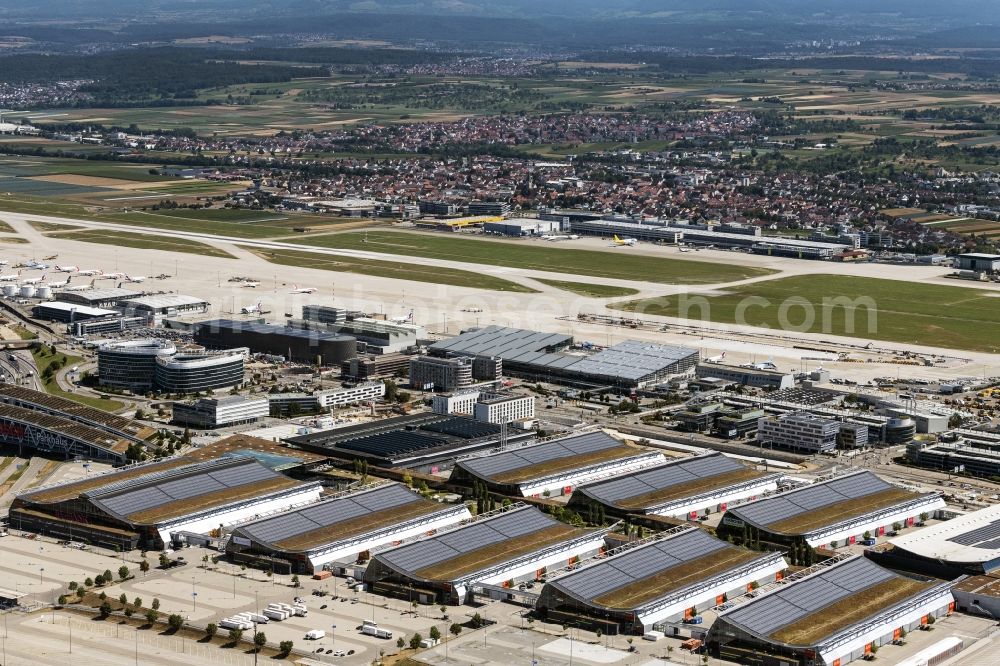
left=331, top=623, right=336, bottom=648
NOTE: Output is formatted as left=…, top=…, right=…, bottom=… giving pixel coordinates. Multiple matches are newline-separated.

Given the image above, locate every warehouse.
left=121, top=294, right=209, bottom=321
left=707, top=555, right=955, bottom=666
left=9, top=456, right=322, bottom=550
left=364, top=503, right=605, bottom=604
left=715, top=470, right=945, bottom=549
left=695, top=362, right=795, bottom=390
left=956, top=253, right=1000, bottom=273
left=568, top=452, right=780, bottom=520
left=32, top=301, right=119, bottom=324
left=536, top=525, right=786, bottom=634
left=484, top=218, right=561, bottom=236
left=870, top=504, right=1000, bottom=578
left=429, top=326, right=698, bottom=388
left=55, top=287, right=142, bottom=308
left=193, top=319, right=356, bottom=364
left=226, top=482, right=471, bottom=574
left=450, top=431, right=664, bottom=498
left=284, top=413, right=534, bottom=470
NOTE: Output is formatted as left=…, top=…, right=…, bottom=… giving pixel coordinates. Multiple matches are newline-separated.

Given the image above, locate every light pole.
left=192, top=577, right=197, bottom=611
left=331, top=623, right=336, bottom=648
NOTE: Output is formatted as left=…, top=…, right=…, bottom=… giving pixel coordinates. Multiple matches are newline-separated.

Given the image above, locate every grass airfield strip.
left=243, top=246, right=538, bottom=292
left=48, top=229, right=235, bottom=258
left=290, top=230, right=778, bottom=285
left=610, top=274, right=1000, bottom=353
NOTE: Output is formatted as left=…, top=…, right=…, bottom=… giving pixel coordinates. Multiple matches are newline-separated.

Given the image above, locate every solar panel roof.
left=579, top=453, right=746, bottom=506
left=948, top=518, right=1000, bottom=549
left=460, top=431, right=623, bottom=480
left=90, top=458, right=285, bottom=521
left=376, top=507, right=559, bottom=577
left=730, top=471, right=896, bottom=529
left=239, top=483, right=422, bottom=546
left=549, top=528, right=728, bottom=604
left=721, top=557, right=896, bottom=640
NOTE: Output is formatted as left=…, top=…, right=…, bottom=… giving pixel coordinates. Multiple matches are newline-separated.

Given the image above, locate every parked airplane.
left=390, top=310, right=414, bottom=324
left=124, top=275, right=146, bottom=283
left=43, top=254, right=58, bottom=260
left=55, top=265, right=79, bottom=273
left=21, top=273, right=46, bottom=285
left=0, top=270, right=19, bottom=282
left=102, top=272, right=126, bottom=280
left=77, top=268, right=102, bottom=276
left=46, top=277, right=71, bottom=288
left=241, top=281, right=260, bottom=288
left=679, top=246, right=691, bottom=253
left=612, top=235, right=637, bottom=247
left=289, top=285, right=317, bottom=294
left=25, top=260, right=48, bottom=269
left=62, top=279, right=95, bottom=291
left=241, top=302, right=265, bottom=315
left=705, top=351, right=727, bottom=363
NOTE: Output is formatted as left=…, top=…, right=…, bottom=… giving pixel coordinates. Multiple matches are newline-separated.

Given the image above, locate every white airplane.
left=289, top=285, right=317, bottom=294
left=124, top=274, right=146, bottom=283
left=62, top=280, right=94, bottom=292
left=241, top=302, right=264, bottom=315
left=390, top=310, right=415, bottom=324
left=705, top=351, right=727, bottom=363
left=0, top=270, right=19, bottom=282
left=77, top=268, right=102, bottom=276
left=21, top=273, right=46, bottom=285
left=102, top=272, right=126, bottom=280
left=241, top=281, right=260, bottom=288
left=25, top=260, right=48, bottom=269
left=612, top=235, right=637, bottom=247
left=55, top=265, right=79, bottom=273
left=679, top=246, right=691, bottom=253
left=46, top=277, right=71, bottom=288
left=0, top=260, right=8, bottom=266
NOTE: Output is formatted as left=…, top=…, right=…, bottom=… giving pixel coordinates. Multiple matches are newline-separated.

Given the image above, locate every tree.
left=396, top=637, right=405, bottom=649
left=133, top=597, right=143, bottom=609
left=68, top=581, right=78, bottom=590
left=450, top=623, right=462, bottom=638
left=118, top=565, right=130, bottom=580
left=278, top=640, right=293, bottom=656
left=99, top=601, right=112, bottom=618
left=158, top=553, right=170, bottom=568
left=103, top=569, right=113, bottom=583
left=151, top=598, right=160, bottom=611
left=95, top=575, right=106, bottom=586
left=75, top=587, right=86, bottom=599
left=58, top=594, right=67, bottom=605
left=168, top=614, right=184, bottom=632
left=429, top=626, right=441, bottom=641
left=253, top=631, right=266, bottom=652
left=124, top=608, right=133, bottom=619
left=145, top=609, right=157, bottom=625
left=119, top=593, right=128, bottom=605
left=470, top=613, right=484, bottom=628
left=139, top=559, right=150, bottom=575
left=409, top=633, right=423, bottom=650
left=84, top=577, right=94, bottom=587
left=205, top=623, right=218, bottom=640
left=291, top=574, right=300, bottom=588
left=228, top=628, right=243, bottom=644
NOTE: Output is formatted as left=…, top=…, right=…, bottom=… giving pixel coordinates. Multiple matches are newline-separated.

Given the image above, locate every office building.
left=172, top=395, right=269, bottom=429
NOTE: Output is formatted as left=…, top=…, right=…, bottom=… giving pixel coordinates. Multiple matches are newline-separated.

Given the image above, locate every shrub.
left=205, top=623, right=217, bottom=639
left=278, top=640, right=293, bottom=656
left=167, top=614, right=183, bottom=631
left=409, top=633, right=423, bottom=650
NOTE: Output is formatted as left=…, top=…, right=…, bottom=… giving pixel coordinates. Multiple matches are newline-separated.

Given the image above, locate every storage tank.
left=2, top=284, right=17, bottom=297
left=35, top=286, right=52, bottom=300
left=19, top=285, right=35, bottom=298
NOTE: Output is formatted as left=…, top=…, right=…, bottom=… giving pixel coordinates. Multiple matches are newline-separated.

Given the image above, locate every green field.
left=27, top=220, right=81, bottom=232
left=0, top=220, right=14, bottom=233
left=244, top=246, right=537, bottom=293
left=611, top=274, right=1000, bottom=353
left=48, top=229, right=234, bottom=258
left=291, top=231, right=776, bottom=285
left=535, top=278, right=640, bottom=298
left=30, top=347, right=125, bottom=412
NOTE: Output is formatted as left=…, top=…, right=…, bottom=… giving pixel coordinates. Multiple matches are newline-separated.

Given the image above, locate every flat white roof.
left=889, top=504, right=1000, bottom=564
left=37, top=301, right=118, bottom=317
left=126, top=294, right=207, bottom=309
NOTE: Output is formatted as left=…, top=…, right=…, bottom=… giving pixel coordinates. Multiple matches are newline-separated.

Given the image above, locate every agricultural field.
left=242, top=246, right=537, bottom=293
left=291, top=230, right=777, bottom=285
left=47, top=229, right=234, bottom=258
left=611, top=274, right=1000, bottom=353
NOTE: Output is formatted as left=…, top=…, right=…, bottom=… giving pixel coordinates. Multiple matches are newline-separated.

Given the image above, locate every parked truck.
left=361, top=621, right=393, bottom=640
left=304, top=629, right=326, bottom=640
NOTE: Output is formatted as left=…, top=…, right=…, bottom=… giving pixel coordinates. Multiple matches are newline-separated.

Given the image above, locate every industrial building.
left=950, top=575, right=1000, bottom=618
left=121, top=294, right=209, bottom=321
left=956, top=253, right=1000, bottom=273
left=71, top=315, right=149, bottom=337
left=172, top=395, right=270, bottom=429
left=32, top=302, right=119, bottom=324
left=284, top=413, right=534, bottom=470
left=9, top=456, right=322, bottom=550
left=193, top=319, right=356, bottom=364
left=364, top=503, right=605, bottom=604
left=707, top=555, right=955, bottom=666
left=429, top=326, right=697, bottom=388
left=870, top=505, right=1000, bottom=578
left=0, top=383, right=156, bottom=462
left=484, top=218, right=561, bottom=236
left=695, top=362, right=795, bottom=390
left=266, top=381, right=385, bottom=416
left=226, top=482, right=471, bottom=574
left=536, top=526, right=786, bottom=634
left=758, top=411, right=867, bottom=454
left=452, top=431, right=663, bottom=498
left=55, top=287, right=142, bottom=308
left=299, top=306, right=424, bottom=354
left=568, top=452, right=781, bottom=520
left=715, top=470, right=945, bottom=549
left=906, top=437, right=1000, bottom=478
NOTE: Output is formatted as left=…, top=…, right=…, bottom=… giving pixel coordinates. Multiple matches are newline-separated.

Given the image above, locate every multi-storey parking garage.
left=364, top=503, right=606, bottom=604
left=708, top=555, right=955, bottom=666
left=568, top=452, right=781, bottom=520
left=536, top=525, right=786, bottom=634
left=10, top=456, right=322, bottom=550
left=716, top=470, right=946, bottom=550
left=226, top=482, right=471, bottom=574
left=450, top=431, right=664, bottom=498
